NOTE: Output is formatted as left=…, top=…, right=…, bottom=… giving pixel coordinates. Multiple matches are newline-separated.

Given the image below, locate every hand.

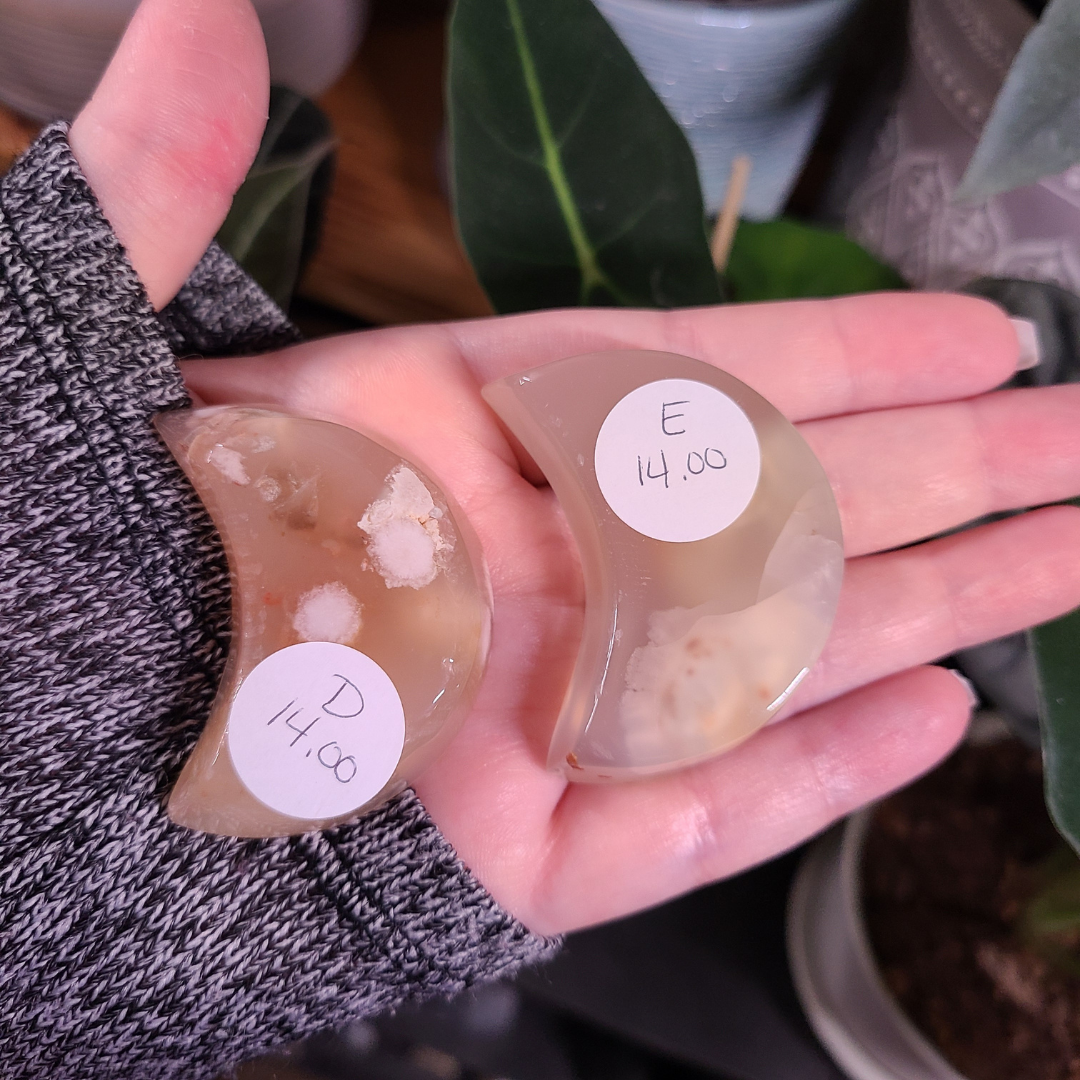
left=72, top=0, right=1080, bottom=937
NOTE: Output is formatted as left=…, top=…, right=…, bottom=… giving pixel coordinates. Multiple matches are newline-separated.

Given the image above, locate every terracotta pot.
left=844, top=0, right=1080, bottom=294
left=0, top=0, right=368, bottom=122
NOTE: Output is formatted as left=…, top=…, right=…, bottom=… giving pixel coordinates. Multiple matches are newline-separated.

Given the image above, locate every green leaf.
left=1024, top=846, right=1080, bottom=937
left=216, top=87, right=336, bottom=310
left=725, top=219, right=906, bottom=301
left=1034, top=570, right=1080, bottom=857
left=447, top=0, right=721, bottom=313
left=1021, top=843, right=1080, bottom=974
left=956, top=0, right=1080, bottom=202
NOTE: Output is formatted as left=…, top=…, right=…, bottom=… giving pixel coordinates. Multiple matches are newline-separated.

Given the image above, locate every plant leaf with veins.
left=448, top=0, right=721, bottom=313
left=956, top=0, right=1080, bottom=202
left=216, top=87, right=336, bottom=310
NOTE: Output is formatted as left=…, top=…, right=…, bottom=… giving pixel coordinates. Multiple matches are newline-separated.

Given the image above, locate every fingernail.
left=1011, top=317, right=1041, bottom=371
left=950, top=669, right=980, bottom=710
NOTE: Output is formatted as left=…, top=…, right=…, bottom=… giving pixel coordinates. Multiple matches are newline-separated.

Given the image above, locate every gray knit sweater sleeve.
left=0, top=124, right=555, bottom=1080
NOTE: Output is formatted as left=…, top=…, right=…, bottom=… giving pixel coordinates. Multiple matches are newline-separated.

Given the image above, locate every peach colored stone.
left=156, top=406, right=490, bottom=837
left=483, top=350, right=843, bottom=781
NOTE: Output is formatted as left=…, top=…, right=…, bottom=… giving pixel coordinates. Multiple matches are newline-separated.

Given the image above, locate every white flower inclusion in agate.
left=482, top=350, right=844, bottom=782
left=155, top=407, right=491, bottom=838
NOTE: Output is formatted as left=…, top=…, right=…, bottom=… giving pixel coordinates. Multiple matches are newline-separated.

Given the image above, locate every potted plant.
left=790, top=724, right=1080, bottom=1080
left=785, top=279, right=1080, bottom=1080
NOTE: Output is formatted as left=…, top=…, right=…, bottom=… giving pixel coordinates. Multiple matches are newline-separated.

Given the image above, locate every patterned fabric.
left=842, top=0, right=1080, bottom=294
left=158, top=239, right=302, bottom=359
left=0, top=123, right=556, bottom=1080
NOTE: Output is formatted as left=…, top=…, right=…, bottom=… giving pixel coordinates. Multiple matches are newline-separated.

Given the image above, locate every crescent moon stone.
left=155, top=406, right=491, bottom=837
left=482, top=350, right=844, bottom=781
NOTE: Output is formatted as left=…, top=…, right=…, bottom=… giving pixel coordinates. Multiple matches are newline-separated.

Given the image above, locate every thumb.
left=69, top=0, right=270, bottom=311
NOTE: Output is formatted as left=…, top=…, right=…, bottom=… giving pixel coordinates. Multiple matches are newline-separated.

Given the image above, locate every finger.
left=796, top=504, right=1080, bottom=712
left=442, top=292, right=1024, bottom=419
left=803, top=384, right=1080, bottom=557
left=526, top=665, right=971, bottom=934
left=183, top=292, right=1023, bottom=433
left=69, top=0, right=269, bottom=310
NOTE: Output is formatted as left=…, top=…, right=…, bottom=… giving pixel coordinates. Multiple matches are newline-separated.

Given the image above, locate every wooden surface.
left=0, top=0, right=489, bottom=327
left=0, top=106, right=36, bottom=176
left=302, top=1, right=492, bottom=325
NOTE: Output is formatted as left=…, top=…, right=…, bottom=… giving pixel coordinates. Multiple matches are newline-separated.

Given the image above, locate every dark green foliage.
left=725, top=219, right=906, bottom=301
left=216, top=87, right=336, bottom=310
left=1034, top=588, right=1080, bottom=858
left=1021, top=843, right=1080, bottom=974
left=448, top=0, right=721, bottom=313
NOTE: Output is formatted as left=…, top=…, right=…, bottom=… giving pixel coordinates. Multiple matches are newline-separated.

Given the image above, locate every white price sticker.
left=228, top=642, right=405, bottom=820
left=594, top=378, right=761, bottom=543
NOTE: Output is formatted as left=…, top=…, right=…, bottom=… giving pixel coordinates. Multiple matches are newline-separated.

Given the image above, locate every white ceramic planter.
left=0, top=0, right=368, bottom=122
left=844, top=0, right=1080, bottom=294
left=593, top=0, right=861, bottom=219
left=788, top=812, right=970, bottom=1080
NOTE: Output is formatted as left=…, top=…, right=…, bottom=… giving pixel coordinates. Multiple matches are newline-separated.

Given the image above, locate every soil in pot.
left=862, top=738, right=1080, bottom=1080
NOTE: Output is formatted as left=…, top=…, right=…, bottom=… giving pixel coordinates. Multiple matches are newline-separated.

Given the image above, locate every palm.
left=71, top=0, right=1080, bottom=937
left=182, top=301, right=1080, bottom=935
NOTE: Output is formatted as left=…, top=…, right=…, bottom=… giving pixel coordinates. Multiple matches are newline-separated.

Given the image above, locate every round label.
left=593, top=378, right=761, bottom=543
left=228, top=642, right=405, bottom=821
